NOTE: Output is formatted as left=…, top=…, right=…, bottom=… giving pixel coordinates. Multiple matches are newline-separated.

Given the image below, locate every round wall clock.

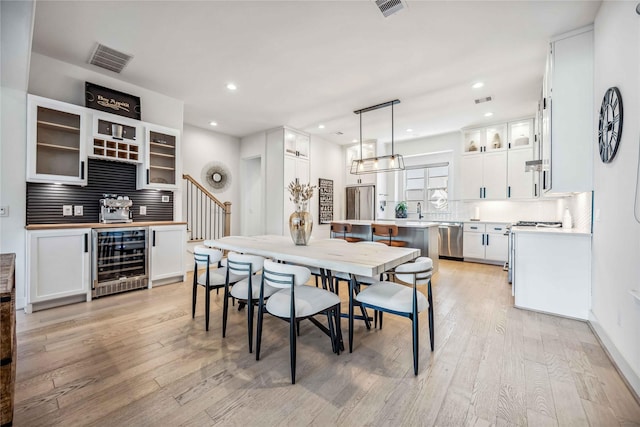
left=598, top=86, right=623, bottom=163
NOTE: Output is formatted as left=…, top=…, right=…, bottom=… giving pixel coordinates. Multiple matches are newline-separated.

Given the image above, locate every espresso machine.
left=99, top=194, right=133, bottom=223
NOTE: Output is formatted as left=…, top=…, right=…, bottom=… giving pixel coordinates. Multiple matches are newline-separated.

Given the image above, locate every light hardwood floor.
left=13, top=260, right=640, bottom=426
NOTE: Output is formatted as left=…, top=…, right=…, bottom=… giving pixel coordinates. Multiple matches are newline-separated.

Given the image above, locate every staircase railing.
left=183, top=174, right=231, bottom=241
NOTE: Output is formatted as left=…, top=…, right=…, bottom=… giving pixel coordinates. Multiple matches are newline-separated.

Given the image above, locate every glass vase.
left=289, top=201, right=313, bottom=245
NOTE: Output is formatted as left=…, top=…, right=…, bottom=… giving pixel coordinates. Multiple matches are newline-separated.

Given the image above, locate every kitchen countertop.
left=338, top=220, right=440, bottom=229
left=25, top=221, right=187, bottom=230
left=511, top=226, right=592, bottom=236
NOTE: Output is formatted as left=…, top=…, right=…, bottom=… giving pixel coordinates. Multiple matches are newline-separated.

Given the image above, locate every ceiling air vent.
left=375, top=0, right=407, bottom=18
left=89, top=44, right=133, bottom=73
left=474, top=96, right=492, bottom=104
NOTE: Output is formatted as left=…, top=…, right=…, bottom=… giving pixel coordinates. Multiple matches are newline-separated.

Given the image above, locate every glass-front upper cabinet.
left=137, top=124, right=180, bottom=190
left=463, top=129, right=482, bottom=154
left=27, top=95, right=88, bottom=185
left=284, top=128, right=310, bottom=159
left=508, top=119, right=534, bottom=149
left=484, top=123, right=507, bottom=152
left=345, top=141, right=376, bottom=167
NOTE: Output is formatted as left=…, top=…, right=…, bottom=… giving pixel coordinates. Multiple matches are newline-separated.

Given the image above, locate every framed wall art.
left=318, top=178, right=333, bottom=224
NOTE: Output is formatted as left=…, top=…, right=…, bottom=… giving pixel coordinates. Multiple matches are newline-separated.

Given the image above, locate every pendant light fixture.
left=350, top=99, right=405, bottom=174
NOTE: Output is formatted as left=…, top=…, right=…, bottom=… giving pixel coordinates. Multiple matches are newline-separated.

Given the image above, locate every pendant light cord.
left=635, top=133, right=640, bottom=223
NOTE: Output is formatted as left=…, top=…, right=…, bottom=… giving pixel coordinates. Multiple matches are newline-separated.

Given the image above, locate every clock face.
left=598, top=87, right=623, bottom=163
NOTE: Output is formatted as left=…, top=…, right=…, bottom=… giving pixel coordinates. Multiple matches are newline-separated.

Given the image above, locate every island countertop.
left=336, top=219, right=440, bottom=229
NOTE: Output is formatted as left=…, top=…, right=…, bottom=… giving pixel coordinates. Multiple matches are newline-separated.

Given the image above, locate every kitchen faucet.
left=417, top=202, right=423, bottom=219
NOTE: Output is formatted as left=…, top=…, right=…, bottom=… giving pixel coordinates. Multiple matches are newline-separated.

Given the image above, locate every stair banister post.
left=224, top=202, right=232, bottom=236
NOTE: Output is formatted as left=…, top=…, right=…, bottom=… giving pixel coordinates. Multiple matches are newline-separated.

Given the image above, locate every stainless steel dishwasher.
left=438, top=222, right=463, bottom=260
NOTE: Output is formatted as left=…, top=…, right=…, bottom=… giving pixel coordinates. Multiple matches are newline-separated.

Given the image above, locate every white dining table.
left=203, top=235, right=420, bottom=277
left=204, top=235, right=421, bottom=352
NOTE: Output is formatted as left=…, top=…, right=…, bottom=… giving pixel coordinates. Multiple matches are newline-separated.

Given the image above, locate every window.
left=404, top=162, right=449, bottom=214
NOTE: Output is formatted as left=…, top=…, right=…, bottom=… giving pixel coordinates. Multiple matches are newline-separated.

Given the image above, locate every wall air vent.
left=88, top=44, right=133, bottom=73
left=375, top=0, right=407, bottom=18
left=474, top=96, right=493, bottom=104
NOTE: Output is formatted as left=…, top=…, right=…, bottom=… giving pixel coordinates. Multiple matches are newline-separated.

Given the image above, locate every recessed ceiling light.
left=209, top=121, right=218, bottom=126
left=226, top=83, right=237, bottom=91
left=352, top=139, right=358, bottom=143
left=484, top=112, right=493, bottom=117
left=406, top=128, right=413, bottom=132
left=318, top=124, right=325, bottom=129
left=472, top=82, right=484, bottom=89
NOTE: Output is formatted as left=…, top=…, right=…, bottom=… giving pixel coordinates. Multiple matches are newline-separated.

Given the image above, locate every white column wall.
left=1, top=0, right=35, bottom=310
left=591, top=1, right=640, bottom=395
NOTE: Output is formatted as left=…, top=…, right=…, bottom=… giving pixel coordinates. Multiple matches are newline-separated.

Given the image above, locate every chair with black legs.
left=192, top=246, right=244, bottom=331
left=351, top=257, right=434, bottom=375
left=224, top=252, right=279, bottom=353
left=256, top=259, right=342, bottom=384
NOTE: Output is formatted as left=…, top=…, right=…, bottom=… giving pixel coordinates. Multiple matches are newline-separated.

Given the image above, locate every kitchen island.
left=335, top=220, right=440, bottom=272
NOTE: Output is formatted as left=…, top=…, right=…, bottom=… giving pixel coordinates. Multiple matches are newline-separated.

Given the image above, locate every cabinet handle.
left=146, top=169, right=150, bottom=185
left=471, top=226, right=478, bottom=230
left=508, top=143, right=511, bottom=149
left=542, top=171, right=547, bottom=190
left=534, top=183, right=538, bottom=197
left=483, top=187, right=486, bottom=198
left=508, top=186, right=511, bottom=198
left=486, top=234, right=490, bottom=246
left=152, top=230, right=156, bottom=247
left=480, top=187, right=483, bottom=198
left=482, top=234, right=485, bottom=245
left=84, top=233, right=88, bottom=253
left=543, top=97, right=547, bottom=109
left=80, top=161, right=85, bottom=180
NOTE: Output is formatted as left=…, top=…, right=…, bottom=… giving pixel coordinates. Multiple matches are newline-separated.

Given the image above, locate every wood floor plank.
left=524, top=359, right=557, bottom=419
left=549, top=379, right=589, bottom=426
left=11, top=260, right=640, bottom=427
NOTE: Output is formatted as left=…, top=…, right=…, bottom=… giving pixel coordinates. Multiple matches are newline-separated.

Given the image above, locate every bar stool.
left=330, top=222, right=362, bottom=243
left=371, top=224, right=407, bottom=247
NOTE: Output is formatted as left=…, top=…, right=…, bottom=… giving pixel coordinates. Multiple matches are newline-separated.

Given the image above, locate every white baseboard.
left=589, top=311, right=640, bottom=399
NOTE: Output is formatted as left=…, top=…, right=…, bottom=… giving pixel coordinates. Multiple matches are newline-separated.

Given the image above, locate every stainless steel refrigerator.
left=346, top=185, right=375, bottom=220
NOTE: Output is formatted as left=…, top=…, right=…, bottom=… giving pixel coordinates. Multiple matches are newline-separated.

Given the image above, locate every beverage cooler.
left=92, top=227, right=148, bottom=297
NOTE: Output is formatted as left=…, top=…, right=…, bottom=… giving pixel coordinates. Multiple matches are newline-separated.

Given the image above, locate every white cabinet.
left=138, top=124, right=180, bottom=190
left=463, top=223, right=508, bottom=264
left=513, top=231, right=591, bottom=319
left=264, top=126, right=312, bottom=235
left=284, top=128, right=310, bottom=160
left=149, top=225, right=186, bottom=285
left=26, top=228, right=91, bottom=312
left=507, top=119, right=534, bottom=150
left=90, top=111, right=143, bottom=165
left=460, top=152, right=507, bottom=200
left=27, top=95, right=88, bottom=185
left=507, top=148, right=535, bottom=199
left=541, top=26, right=594, bottom=193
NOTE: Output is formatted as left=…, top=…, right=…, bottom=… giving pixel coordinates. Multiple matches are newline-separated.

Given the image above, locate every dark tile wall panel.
left=27, top=159, right=174, bottom=224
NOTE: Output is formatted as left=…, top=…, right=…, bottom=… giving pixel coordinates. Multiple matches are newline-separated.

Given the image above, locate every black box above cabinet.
left=85, top=82, right=141, bottom=120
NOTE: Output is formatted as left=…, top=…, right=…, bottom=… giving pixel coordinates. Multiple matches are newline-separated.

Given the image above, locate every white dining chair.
left=192, top=246, right=244, bottom=331
left=224, top=252, right=278, bottom=353
left=255, top=259, right=341, bottom=384
left=351, top=256, right=434, bottom=375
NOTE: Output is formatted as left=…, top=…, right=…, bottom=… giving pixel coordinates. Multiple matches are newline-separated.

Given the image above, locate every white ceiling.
left=31, top=1, right=600, bottom=145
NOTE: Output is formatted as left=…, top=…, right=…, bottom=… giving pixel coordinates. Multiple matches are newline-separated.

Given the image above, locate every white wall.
left=28, top=53, right=183, bottom=130
left=181, top=125, right=240, bottom=235
left=590, top=1, right=640, bottom=395
left=309, top=135, right=343, bottom=239
left=1, top=0, right=35, bottom=310
left=240, top=131, right=267, bottom=235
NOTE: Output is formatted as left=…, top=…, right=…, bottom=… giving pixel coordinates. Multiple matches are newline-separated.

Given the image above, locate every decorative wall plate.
left=200, top=161, right=231, bottom=193
left=598, top=87, right=623, bottom=163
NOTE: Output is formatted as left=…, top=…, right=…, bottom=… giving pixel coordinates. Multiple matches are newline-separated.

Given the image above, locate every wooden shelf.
left=150, top=165, right=175, bottom=171
left=37, top=120, right=80, bottom=133
left=150, top=141, right=175, bottom=149
left=150, top=152, right=175, bottom=158
left=37, top=142, right=80, bottom=152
